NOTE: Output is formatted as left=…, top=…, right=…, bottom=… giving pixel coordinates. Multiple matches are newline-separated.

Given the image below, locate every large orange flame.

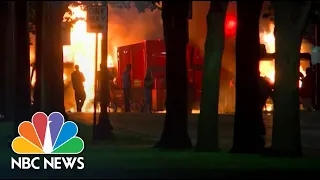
left=259, top=23, right=311, bottom=111
left=259, top=23, right=308, bottom=84
left=63, top=5, right=116, bottom=112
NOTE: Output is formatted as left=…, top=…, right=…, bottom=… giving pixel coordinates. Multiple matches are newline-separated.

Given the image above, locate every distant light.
left=225, top=15, right=237, bottom=36
left=227, top=20, right=236, bottom=29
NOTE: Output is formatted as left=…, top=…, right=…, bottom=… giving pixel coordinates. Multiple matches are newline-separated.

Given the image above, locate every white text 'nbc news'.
left=11, top=157, right=85, bottom=170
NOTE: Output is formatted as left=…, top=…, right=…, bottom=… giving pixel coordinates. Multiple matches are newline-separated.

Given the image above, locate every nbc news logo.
left=11, top=112, right=85, bottom=170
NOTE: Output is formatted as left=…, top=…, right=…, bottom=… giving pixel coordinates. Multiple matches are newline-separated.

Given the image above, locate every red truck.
left=114, top=39, right=234, bottom=111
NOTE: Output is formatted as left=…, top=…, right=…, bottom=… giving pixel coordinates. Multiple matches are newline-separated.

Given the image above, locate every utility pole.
left=88, top=2, right=113, bottom=141
left=96, top=1, right=114, bottom=140
left=101, top=2, right=108, bottom=67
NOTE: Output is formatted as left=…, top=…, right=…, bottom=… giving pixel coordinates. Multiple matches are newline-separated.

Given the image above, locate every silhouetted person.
left=122, top=64, right=132, bottom=112
left=259, top=76, right=273, bottom=110
left=71, top=65, right=86, bottom=112
left=258, top=76, right=273, bottom=141
left=301, top=67, right=315, bottom=111
left=96, top=63, right=106, bottom=104
left=98, top=64, right=111, bottom=108
left=143, top=69, right=154, bottom=113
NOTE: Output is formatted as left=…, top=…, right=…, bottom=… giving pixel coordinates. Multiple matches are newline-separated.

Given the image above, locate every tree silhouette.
left=0, top=2, right=7, bottom=119
left=269, top=1, right=312, bottom=157
left=196, top=1, right=229, bottom=152
left=155, top=1, right=192, bottom=149
left=15, top=1, right=31, bottom=136
left=231, top=1, right=265, bottom=154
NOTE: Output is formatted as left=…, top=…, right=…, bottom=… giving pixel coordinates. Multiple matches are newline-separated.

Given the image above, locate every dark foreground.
left=69, top=111, right=320, bottom=152
left=0, top=112, right=319, bottom=179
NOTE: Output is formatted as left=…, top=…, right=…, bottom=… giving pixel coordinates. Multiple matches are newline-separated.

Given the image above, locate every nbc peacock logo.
left=11, top=112, right=85, bottom=170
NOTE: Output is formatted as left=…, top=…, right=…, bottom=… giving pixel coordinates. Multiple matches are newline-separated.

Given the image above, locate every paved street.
left=69, top=111, right=320, bottom=154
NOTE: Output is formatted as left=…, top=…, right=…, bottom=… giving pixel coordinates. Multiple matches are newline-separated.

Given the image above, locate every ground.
left=68, top=111, right=320, bottom=152
left=0, top=112, right=320, bottom=178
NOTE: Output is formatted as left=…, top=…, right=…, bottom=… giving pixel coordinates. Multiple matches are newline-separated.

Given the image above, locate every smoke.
left=107, top=2, right=238, bottom=72
left=30, top=1, right=313, bottom=113
left=29, top=2, right=275, bottom=113
left=260, top=1, right=273, bottom=33
left=188, top=2, right=237, bottom=74
left=188, top=1, right=209, bottom=56
left=188, top=2, right=237, bottom=113
left=107, top=3, right=163, bottom=56
left=104, top=2, right=238, bottom=113
left=107, top=1, right=312, bottom=59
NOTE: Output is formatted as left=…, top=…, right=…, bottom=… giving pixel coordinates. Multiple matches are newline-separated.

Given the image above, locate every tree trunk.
left=270, top=2, right=311, bottom=157
left=155, top=1, right=192, bottom=149
left=0, top=2, right=7, bottom=118
left=5, top=2, right=16, bottom=134
left=196, top=1, right=228, bottom=152
left=39, top=2, right=52, bottom=113
left=49, top=3, right=67, bottom=116
left=33, top=1, right=44, bottom=114
left=231, top=1, right=264, bottom=154
left=14, top=1, right=31, bottom=135
left=40, top=2, right=67, bottom=117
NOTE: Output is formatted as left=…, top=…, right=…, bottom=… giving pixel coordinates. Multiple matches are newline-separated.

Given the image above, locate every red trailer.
left=115, top=39, right=204, bottom=111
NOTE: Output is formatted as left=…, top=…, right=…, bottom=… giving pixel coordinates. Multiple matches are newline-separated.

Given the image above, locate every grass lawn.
left=0, top=119, right=320, bottom=179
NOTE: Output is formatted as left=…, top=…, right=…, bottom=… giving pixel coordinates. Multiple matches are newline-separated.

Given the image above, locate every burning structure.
left=62, top=4, right=162, bottom=112
left=29, top=2, right=313, bottom=113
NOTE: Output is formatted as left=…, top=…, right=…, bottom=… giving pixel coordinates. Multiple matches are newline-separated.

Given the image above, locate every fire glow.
left=63, top=6, right=307, bottom=113
left=259, top=23, right=308, bottom=84
left=29, top=4, right=310, bottom=114
left=259, top=23, right=310, bottom=111
left=63, top=5, right=115, bottom=112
